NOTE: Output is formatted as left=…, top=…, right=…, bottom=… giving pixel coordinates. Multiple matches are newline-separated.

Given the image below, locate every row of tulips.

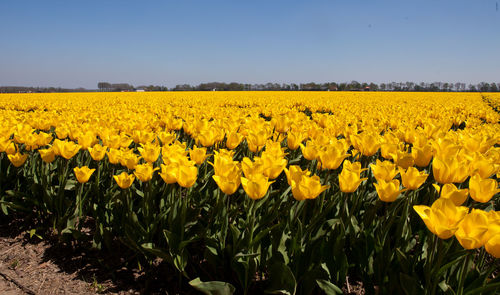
left=0, top=91, right=498, bottom=294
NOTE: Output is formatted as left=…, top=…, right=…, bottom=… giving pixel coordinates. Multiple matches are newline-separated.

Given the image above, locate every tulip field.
left=0, top=91, right=499, bottom=294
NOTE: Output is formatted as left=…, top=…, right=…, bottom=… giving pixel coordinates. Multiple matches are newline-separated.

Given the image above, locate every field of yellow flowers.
left=0, top=91, right=498, bottom=294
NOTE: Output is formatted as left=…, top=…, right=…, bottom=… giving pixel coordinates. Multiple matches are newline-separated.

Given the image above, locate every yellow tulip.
left=113, top=172, right=135, bottom=189
left=370, top=159, right=399, bottom=182
left=213, top=167, right=241, bottom=195
left=413, top=198, right=468, bottom=239
left=432, top=156, right=469, bottom=184
left=400, top=167, right=428, bottom=190
left=300, top=141, right=319, bottom=161
left=106, top=148, right=121, bottom=165
left=157, top=131, right=176, bottom=146
left=284, top=165, right=311, bottom=186
left=189, top=145, right=208, bottom=165
left=177, top=164, right=198, bottom=188
left=120, top=151, right=140, bottom=170
left=133, top=163, right=158, bottom=182
left=411, top=144, right=433, bottom=167
left=138, top=142, right=161, bottom=163
left=374, top=179, right=406, bottom=202
left=59, top=141, right=81, bottom=160
left=39, top=148, right=56, bottom=163
left=485, top=234, right=500, bottom=258
left=225, top=131, right=244, bottom=149
left=390, top=150, right=414, bottom=170
left=290, top=174, right=329, bottom=201
left=318, top=145, right=349, bottom=170
left=241, top=172, right=272, bottom=200
left=454, top=209, right=489, bottom=249
left=350, top=132, right=380, bottom=156
left=159, top=163, right=179, bottom=184
left=88, top=144, right=107, bottom=161
left=468, top=174, right=499, bottom=203
left=246, top=130, right=269, bottom=153
left=77, top=131, right=97, bottom=150
left=339, top=161, right=367, bottom=193
left=469, top=154, right=496, bottom=179
left=73, top=166, right=96, bottom=184
left=432, top=183, right=468, bottom=206
left=286, top=131, right=306, bottom=151
left=7, top=152, right=28, bottom=167
left=260, top=154, right=287, bottom=179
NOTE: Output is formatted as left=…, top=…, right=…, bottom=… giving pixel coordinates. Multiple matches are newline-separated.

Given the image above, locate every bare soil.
left=0, top=216, right=197, bottom=295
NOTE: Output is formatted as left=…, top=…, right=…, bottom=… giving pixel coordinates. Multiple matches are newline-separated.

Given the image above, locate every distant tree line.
left=0, top=86, right=88, bottom=93
left=1, top=81, right=499, bottom=93
left=172, top=81, right=500, bottom=92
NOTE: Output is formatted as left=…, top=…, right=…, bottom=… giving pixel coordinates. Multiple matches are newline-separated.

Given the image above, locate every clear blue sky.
left=1, top=0, right=499, bottom=88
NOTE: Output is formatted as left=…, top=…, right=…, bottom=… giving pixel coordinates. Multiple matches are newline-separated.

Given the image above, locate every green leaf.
left=316, top=279, right=342, bottom=295
left=265, top=262, right=296, bottom=295
left=64, top=179, right=77, bottom=191
left=464, top=282, right=500, bottom=295
left=189, top=278, right=235, bottom=295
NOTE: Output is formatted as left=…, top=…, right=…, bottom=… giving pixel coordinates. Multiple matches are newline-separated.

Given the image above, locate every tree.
left=98, top=82, right=111, bottom=91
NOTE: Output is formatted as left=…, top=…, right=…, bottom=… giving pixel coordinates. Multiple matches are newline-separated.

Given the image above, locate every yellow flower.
left=225, top=131, right=244, bottom=150
left=106, top=148, right=121, bottom=165
left=318, top=145, right=349, bottom=170
left=73, top=166, right=96, bottom=183
left=113, top=172, right=135, bottom=189
left=284, top=165, right=311, bottom=186
left=159, top=163, right=179, bottom=184
left=241, top=172, right=272, bottom=200
left=260, top=154, right=287, bottom=179
left=485, top=234, right=500, bottom=258
left=374, top=179, right=406, bottom=202
left=432, top=156, right=469, bottom=184
left=454, top=209, right=489, bottom=249
left=400, top=167, right=428, bottom=190
left=177, top=164, right=198, bottom=188
left=350, top=132, right=380, bottom=156
left=290, top=174, right=329, bottom=201
left=189, top=145, right=208, bottom=165
left=432, top=183, right=468, bottom=206
left=35, top=132, right=53, bottom=147
left=286, top=130, right=306, bottom=151
left=77, top=131, right=97, bottom=150
left=339, top=160, right=367, bottom=193
left=157, top=131, right=176, bottom=146
left=370, top=159, right=399, bottom=182
left=197, top=127, right=218, bottom=147
left=469, top=154, right=496, bottom=179
left=39, top=148, right=56, bottom=163
left=7, top=152, right=28, bottom=167
left=59, top=140, right=81, bottom=160
left=390, top=150, right=414, bottom=170
left=411, top=144, right=433, bottom=167
left=300, top=141, right=319, bottom=161
left=138, top=142, right=161, bottom=163
left=120, top=151, right=140, bottom=170
left=133, top=163, right=158, bottom=182
left=88, top=144, right=107, bottom=161
left=468, top=174, right=499, bottom=203
left=213, top=165, right=241, bottom=195
left=241, top=157, right=265, bottom=178
left=413, top=198, right=468, bottom=239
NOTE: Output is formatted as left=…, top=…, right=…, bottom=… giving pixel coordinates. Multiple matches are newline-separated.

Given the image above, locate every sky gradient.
left=1, top=0, right=499, bottom=88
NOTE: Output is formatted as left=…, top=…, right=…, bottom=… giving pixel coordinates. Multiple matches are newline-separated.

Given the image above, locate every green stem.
left=457, top=252, right=471, bottom=295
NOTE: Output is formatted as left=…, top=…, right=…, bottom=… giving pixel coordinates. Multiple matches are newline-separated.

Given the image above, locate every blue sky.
left=1, top=0, right=499, bottom=88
